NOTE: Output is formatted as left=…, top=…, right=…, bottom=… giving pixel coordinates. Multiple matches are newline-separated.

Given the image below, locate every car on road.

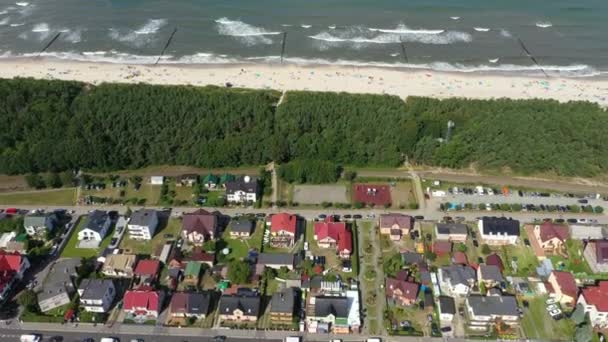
left=567, top=218, right=578, bottom=223
left=20, top=334, right=41, bottom=342
left=440, top=326, right=452, bottom=332
left=414, top=215, right=424, bottom=220
left=353, top=214, right=363, bottom=219
left=318, top=214, right=327, bottom=219
left=213, top=336, right=226, bottom=342
left=578, top=199, right=589, bottom=204
left=109, top=238, right=118, bottom=247
left=130, top=339, right=144, bottom=342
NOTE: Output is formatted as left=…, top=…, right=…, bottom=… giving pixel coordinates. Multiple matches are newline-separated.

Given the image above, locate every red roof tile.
left=581, top=281, right=608, bottom=312
left=123, top=290, right=160, bottom=312
left=486, top=254, right=504, bottom=272
left=433, top=241, right=452, bottom=255
left=386, top=277, right=419, bottom=302
left=271, top=213, right=297, bottom=235
left=0, top=252, right=22, bottom=271
left=134, top=259, right=160, bottom=276
left=539, top=222, right=569, bottom=242
left=338, top=229, right=352, bottom=254
left=379, top=214, right=413, bottom=230
left=452, top=251, right=468, bottom=265
left=551, top=271, right=578, bottom=300
left=182, top=209, right=217, bottom=236
left=314, top=221, right=351, bottom=254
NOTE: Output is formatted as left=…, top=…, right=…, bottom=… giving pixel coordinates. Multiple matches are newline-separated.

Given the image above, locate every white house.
left=127, top=209, right=159, bottom=240
left=78, top=210, right=111, bottom=242
left=438, top=265, right=476, bottom=297
left=478, top=217, right=520, bottom=246
left=23, top=212, right=58, bottom=236
left=150, top=176, right=164, bottom=185
left=225, top=176, right=260, bottom=203
left=78, top=279, right=116, bottom=313
left=577, top=281, right=608, bottom=328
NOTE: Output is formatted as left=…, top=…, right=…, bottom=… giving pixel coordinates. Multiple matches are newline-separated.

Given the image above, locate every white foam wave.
left=15, top=2, right=28, bottom=6
left=301, top=24, right=312, bottom=29
left=281, top=24, right=292, bottom=27
left=62, top=29, right=82, bottom=43
left=0, top=17, right=9, bottom=25
left=369, top=24, right=444, bottom=34
left=473, top=27, right=490, bottom=32
left=536, top=21, right=552, bottom=28
left=489, top=58, right=499, bottom=63
left=450, top=16, right=460, bottom=20
left=499, top=29, right=512, bottom=38
left=0, top=10, right=8, bottom=15
left=328, top=25, right=336, bottom=29
left=10, top=22, right=24, bottom=26
left=215, top=17, right=281, bottom=46
left=134, top=18, right=167, bottom=34
left=309, top=26, right=472, bottom=46
left=0, top=51, right=599, bottom=77
left=31, top=22, right=49, bottom=32
left=390, top=53, right=399, bottom=57
left=109, top=19, right=167, bottom=47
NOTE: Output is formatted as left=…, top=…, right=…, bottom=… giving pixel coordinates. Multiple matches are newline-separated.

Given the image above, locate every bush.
left=481, top=244, right=491, bottom=255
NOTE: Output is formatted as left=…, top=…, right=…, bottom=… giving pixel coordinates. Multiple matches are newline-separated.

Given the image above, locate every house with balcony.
left=168, top=291, right=212, bottom=325
left=465, top=295, right=519, bottom=330
left=547, top=271, right=578, bottom=306
left=225, top=176, right=260, bottom=203
left=123, top=289, right=163, bottom=321
left=78, top=279, right=116, bottom=313
left=102, top=254, right=137, bottom=278
left=435, top=223, right=468, bottom=242
left=438, top=265, right=476, bottom=297
left=314, top=219, right=353, bottom=259
left=269, top=213, right=298, bottom=247
left=38, top=258, right=79, bottom=312
left=218, top=294, right=261, bottom=324
left=379, top=214, right=413, bottom=241
left=478, top=217, right=520, bottom=246
left=181, top=209, right=219, bottom=245
left=577, top=281, right=608, bottom=328
left=127, top=209, right=159, bottom=240
left=270, top=287, right=296, bottom=325
left=78, top=210, right=112, bottom=243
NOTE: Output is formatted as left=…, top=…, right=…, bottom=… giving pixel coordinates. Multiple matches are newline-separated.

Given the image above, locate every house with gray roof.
left=127, top=209, right=159, bottom=240
left=306, top=295, right=350, bottom=334
left=218, top=294, right=261, bottom=323
left=78, top=210, right=111, bottom=242
left=24, top=212, right=58, bottom=237
left=229, top=219, right=255, bottom=238
left=435, top=223, right=468, bottom=242
left=257, top=253, right=294, bottom=270
left=466, top=295, right=520, bottom=328
left=38, top=258, right=80, bottom=312
left=169, top=291, right=212, bottom=325
left=270, top=287, right=297, bottom=325
left=78, top=279, right=116, bottom=312
left=225, top=176, right=260, bottom=203
left=478, top=264, right=504, bottom=288
left=438, top=296, right=456, bottom=322
left=438, top=265, right=476, bottom=297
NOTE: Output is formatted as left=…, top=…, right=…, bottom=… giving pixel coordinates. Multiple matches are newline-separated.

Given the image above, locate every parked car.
left=353, top=214, right=363, bottom=219
left=414, top=215, right=424, bottom=220
left=473, top=240, right=479, bottom=247
left=578, top=199, right=589, bottom=204
left=546, top=298, right=557, bottom=305
left=546, top=304, right=559, bottom=311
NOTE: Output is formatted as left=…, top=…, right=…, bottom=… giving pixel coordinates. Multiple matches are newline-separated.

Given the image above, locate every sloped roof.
left=229, top=219, right=255, bottom=234
left=271, top=213, right=297, bottom=235
left=439, top=296, right=456, bottom=314
left=270, top=287, right=295, bottom=314
left=386, top=278, right=419, bottom=301
left=436, top=223, right=468, bottom=236
left=184, top=261, right=202, bottom=277
left=581, top=281, right=608, bottom=312
left=0, top=252, right=22, bottom=271
left=478, top=264, right=504, bottom=282
left=79, top=279, right=114, bottom=300
left=24, top=212, right=57, bottom=229
left=257, top=253, right=294, bottom=266
left=83, top=210, right=109, bottom=234
left=595, top=240, right=608, bottom=263
left=225, top=177, right=260, bottom=195
left=539, top=222, right=569, bottom=242
left=379, top=213, right=413, bottom=229
left=124, top=290, right=160, bottom=312
left=314, top=221, right=351, bottom=253
left=551, top=271, right=578, bottom=299
left=452, top=251, right=468, bottom=265
left=441, top=265, right=476, bottom=286
left=170, top=291, right=211, bottom=316
left=182, top=209, right=217, bottom=236
left=219, top=294, right=261, bottom=316
left=481, top=217, right=520, bottom=236
left=467, top=295, right=518, bottom=316
left=486, top=254, right=504, bottom=272
left=313, top=296, right=349, bottom=318
left=134, top=259, right=160, bottom=276
left=129, top=209, right=158, bottom=227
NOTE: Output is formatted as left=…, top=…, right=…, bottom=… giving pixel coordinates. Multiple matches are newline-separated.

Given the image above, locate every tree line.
left=2, top=78, right=608, bottom=177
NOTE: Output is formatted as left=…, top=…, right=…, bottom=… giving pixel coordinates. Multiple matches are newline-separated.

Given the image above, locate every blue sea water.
left=0, top=0, right=607, bottom=77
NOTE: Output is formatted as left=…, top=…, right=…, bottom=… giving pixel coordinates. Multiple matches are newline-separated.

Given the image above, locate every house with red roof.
left=314, top=219, right=353, bottom=259
left=486, top=254, right=504, bottom=272
left=531, top=222, right=569, bottom=257
left=269, top=213, right=298, bottom=247
left=547, top=271, right=578, bottom=306
left=353, top=184, right=391, bottom=206
left=0, top=251, right=29, bottom=300
left=134, top=259, right=161, bottom=285
left=123, top=289, right=163, bottom=320
left=583, top=240, right=608, bottom=273
left=577, top=281, right=608, bottom=328
left=432, top=241, right=452, bottom=257
left=452, top=251, right=468, bottom=265
left=379, top=214, right=413, bottom=241
left=181, top=209, right=219, bottom=245
left=386, top=277, right=419, bottom=306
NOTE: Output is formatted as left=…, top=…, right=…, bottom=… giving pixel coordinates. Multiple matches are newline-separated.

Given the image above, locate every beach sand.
left=1, top=58, right=607, bottom=106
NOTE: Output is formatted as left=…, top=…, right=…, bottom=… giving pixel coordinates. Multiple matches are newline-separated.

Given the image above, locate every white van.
left=20, top=335, right=41, bottom=342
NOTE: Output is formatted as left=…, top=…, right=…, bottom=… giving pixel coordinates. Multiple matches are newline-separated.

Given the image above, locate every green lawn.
left=61, top=218, right=115, bottom=258
left=119, top=217, right=182, bottom=256
left=498, top=234, right=540, bottom=277
left=21, top=304, right=71, bottom=323
left=221, top=221, right=264, bottom=261
left=82, top=183, right=161, bottom=206
left=521, top=296, right=575, bottom=340
left=0, top=188, right=76, bottom=205
left=550, top=239, right=593, bottom=275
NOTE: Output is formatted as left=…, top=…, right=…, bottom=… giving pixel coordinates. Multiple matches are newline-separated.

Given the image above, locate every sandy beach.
left=1, top=58, right=607, bottom=106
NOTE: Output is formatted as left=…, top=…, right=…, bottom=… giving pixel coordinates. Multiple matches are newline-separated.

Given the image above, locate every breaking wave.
left=215, top=17, right=281, bottom=46
left=109, top=19, right=167, bottom=47
left=0, top=51, right=599, bottom=77
left=0, top=17, right=9, bottom=25
left=15, top=2, right=28, bottom=6
left=499, top=29, right=512, bottom=38
left=62, top=29, right=83, bottom=43
left=309, top=25, right=471, bottom=47
left=536, top=21, right=553, bottom=28
left=31, top=22, right=48, bottom=32
left=473, top=27, right=490, bottom=32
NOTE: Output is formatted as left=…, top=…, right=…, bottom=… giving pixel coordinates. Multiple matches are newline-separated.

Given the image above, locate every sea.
left=0, top=0, right=607, bottom=77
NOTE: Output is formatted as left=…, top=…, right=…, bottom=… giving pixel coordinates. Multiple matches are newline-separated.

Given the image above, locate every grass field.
left=0, top=188, right=76, bottom=205
left=550, top=239, right=593, bottom=275
left=119, top=217, right=182, bottom=256
left=82, top=183, right=161, bottom=206
left=222, top=221, right=264, bottom=261
left=521, top=296, right=575, bottom=340
left=61, top=218, right=115, bottom=258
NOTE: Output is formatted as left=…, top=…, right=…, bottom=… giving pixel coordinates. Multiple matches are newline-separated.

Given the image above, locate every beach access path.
left=0, top=58, right=607, bottom=107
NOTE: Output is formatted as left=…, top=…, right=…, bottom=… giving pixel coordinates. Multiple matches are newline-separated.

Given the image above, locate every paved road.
left=0, top=330, right=280, bottom=342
